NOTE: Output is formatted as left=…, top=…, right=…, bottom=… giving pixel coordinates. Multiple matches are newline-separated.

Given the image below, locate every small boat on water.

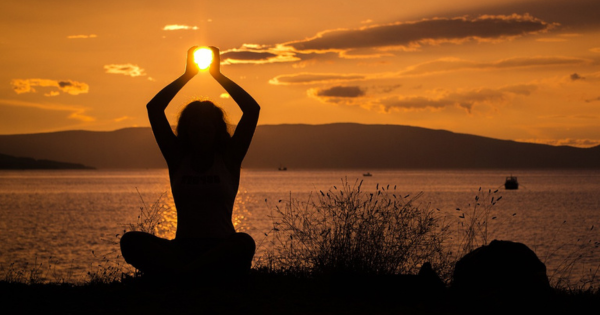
left=504, top=175, right=519, bottom=190
left=278, top=164, right=287, bottom=171
left=363, top=172, right=372, bottom=177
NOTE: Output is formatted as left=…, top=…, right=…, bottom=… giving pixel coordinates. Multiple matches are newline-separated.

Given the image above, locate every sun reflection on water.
left=233, top=190, right=252, bottom=232
left=155, top=193, right=177, bottom=240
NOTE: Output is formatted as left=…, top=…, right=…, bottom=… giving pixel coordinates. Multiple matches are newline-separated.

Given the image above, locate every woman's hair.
left=176, top=100, right=231, bottom=152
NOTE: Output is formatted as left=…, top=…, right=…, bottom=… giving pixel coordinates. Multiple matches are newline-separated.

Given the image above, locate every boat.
left=363, top=172, right=372, bottom=177
left=278, top=164, right=287, bottom=171
left=504, top=175, right=519, bottom=190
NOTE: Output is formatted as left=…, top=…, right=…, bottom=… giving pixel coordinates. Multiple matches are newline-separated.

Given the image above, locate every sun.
left=193, top=48, right=213, bottom=70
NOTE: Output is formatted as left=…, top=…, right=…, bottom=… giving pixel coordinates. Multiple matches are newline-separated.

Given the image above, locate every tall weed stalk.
left=455, top=188, right=502, bottom=257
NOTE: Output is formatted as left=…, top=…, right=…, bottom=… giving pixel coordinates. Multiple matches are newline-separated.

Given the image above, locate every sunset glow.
left=1, top=0, right=599, bottom=148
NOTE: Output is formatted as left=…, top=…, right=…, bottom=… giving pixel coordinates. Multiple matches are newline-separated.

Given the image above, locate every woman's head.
left=176, top=100, right=231, bottom=152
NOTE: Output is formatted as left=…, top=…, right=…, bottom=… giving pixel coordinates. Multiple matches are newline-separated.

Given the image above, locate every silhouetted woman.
left=120, top=46, right=259, bottom=281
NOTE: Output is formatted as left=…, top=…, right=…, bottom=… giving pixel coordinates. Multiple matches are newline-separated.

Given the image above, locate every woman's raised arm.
left=209, top=47, right=260, bottom=166
left=147, top=47, right=200, bottom=165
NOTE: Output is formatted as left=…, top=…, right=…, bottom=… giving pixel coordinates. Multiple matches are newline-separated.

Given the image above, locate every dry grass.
left=256, top=178, right=455, bottom=281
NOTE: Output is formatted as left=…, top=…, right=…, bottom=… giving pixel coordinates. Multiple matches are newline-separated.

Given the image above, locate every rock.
left=451, top=240, right=552, bottom=301
left=418, top=262, right=447, bottom=295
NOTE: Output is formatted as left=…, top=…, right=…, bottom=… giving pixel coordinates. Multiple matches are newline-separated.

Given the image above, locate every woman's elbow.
left=146, top=101, right=163, bottom=112
left=246, top=103, right=260, bottom=115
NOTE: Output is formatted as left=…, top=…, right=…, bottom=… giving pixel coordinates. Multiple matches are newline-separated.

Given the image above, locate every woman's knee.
left=120, top=231, right=142, bottom=261
left=120, top=231, right=143, bottom=250
left=229, top=232, right=256, bottom=258
left=120, top=231, right=162, bottom=262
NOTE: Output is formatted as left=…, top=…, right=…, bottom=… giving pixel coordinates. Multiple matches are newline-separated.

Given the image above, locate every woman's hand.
left=185, top=46, right=200, bottom=77
left=208, top=46, right=221, bottom=78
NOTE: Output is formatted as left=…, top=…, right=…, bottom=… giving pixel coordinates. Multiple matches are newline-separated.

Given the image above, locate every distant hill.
left=0, top=123, right=599, bottom=169
left=0, top=153, right=94, bottom=170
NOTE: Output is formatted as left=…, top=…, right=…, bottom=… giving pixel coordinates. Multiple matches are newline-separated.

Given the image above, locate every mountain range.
left=0, top=123, right=598, bottom=170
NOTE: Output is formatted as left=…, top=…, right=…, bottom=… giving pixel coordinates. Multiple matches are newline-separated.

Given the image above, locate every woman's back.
left=170, top=153, right=237, bottom=239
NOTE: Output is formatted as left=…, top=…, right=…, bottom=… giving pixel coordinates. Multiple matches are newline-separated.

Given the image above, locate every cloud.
left=378, top=85, right=537, bottom=113
left=310, top=86, right=366, bottom=98
left=536, top=38, right=567, bottom=42
left=536, top=33, right=582, bottom=42
left=67, top=34, right=97, bottom=39
left=270, top=56, right=585, bottom=86
left=45, top=91, right=60, bottom=97
left=284, top=14, right=554, bottom=56
left=104, top=64, right=146, bottom=77
left=539, top=114, right=599, bottom=120
left=0, top=98, right=94, bottom=122
left=402, top=56, right=588, bottom=76
left=585, top=97, right=600, bottom=103
left=113, top=116, right=134, bottom=122
left=220, top=45, right=299, bottom=65
left=225, top=14, right=554, bottom=66
left=559, top=33, right=583, bottom=38
left=11, top=79, right=89, bottom=96
left=307, top=84, right=403, bottom=107
left=221, top=50, right=280, bottom=64
left=571, top=73, right=584, bottom=81
left=270, top=73, right=367, bottom=85
left=310, top=84, right=537, bottom=113
left=493, top=56, right=586, bottom=68
left=566, top=71, right=600, bottom=84
left=163, top=25, right=198, bottom=31
left=591, top=48, right=600, bottom=53
left=517, top=138, right=600, bottom=148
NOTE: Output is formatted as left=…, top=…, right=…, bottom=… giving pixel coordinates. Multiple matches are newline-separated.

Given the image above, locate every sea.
left=1, top=169, right=599, bottom=285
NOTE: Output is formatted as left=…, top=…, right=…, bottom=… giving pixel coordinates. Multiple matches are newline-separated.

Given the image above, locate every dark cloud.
left=464, top=0, right=600, bottom=31
left=380, top=95, right=457, bottom=111
left=585, top=97, right=600, bottom=103
left=315, top=86, right=365, bottom=98
left=493, top=57, right=586, bottom=69
left=221, top=50, right=278, bottom=61
left=571, top=73, right=584, bottom=80
left=270, top=73, right=366, bottom=85
left=285, top=14, right=553, bottom=53
left=219, top=46, right=299, bottom=65
left=227, top=14, right=555, bottom=67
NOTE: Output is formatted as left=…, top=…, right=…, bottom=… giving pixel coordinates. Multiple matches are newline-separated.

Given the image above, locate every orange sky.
left=1, top=0, right=600, bottom=147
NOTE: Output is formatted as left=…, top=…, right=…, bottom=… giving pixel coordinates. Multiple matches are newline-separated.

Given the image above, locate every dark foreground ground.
left=1, top=271, right=599, bottom=315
